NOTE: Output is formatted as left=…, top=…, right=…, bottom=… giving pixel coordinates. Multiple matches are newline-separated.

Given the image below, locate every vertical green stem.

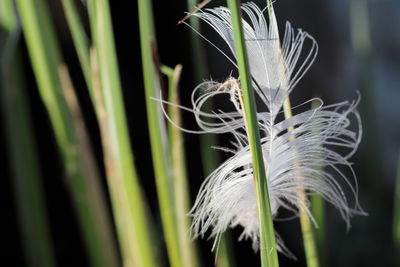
left=87, top=1, right=157, bottom=267
left=226, top=1, right=279, bottom=266
left=283, top=98, right=319, bottom=267
left=0, top=5, right=56, bottom=267
left=185, top=1, right=236, bottom=266
left=61, top=0, right=93, bottom=97
left=310, top=99, right=325, bottom=262
left=137, top=1, right=183, bottom=267
left=14, top=1, right=118, bottom=267
left=310, top=194, right=325, bottom=247
left=162, top=64, right=200, bottom=267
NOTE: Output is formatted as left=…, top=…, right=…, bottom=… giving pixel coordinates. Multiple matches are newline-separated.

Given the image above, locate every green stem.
left=226, top=1, right=279, bottom=266
left=162, top=64, right=200, bottom=267
left=310, top=193, right=325, bottom=257
left=283, top=97, right=319, bottom=267
left=137, top=1, right=182, bottom=267
left=185, top=1, right=236, bottom=266
left=310, top=98, right=325, bottom=262
left=60, top=0, right=93, bottom=97
left=14, top=1, right=119, bottom=267
left=87, top=1, right=157, bottom=266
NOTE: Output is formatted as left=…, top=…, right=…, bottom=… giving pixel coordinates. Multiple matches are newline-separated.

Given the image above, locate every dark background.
left=2, top=0, right=400, bottom=266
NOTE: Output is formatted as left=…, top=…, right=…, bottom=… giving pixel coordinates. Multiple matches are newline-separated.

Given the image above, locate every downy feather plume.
left=161, top=2, right=364, bottom=253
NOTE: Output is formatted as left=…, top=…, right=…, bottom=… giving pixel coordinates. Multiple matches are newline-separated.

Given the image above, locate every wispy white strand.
left=162, top=2, right=365, bottom=255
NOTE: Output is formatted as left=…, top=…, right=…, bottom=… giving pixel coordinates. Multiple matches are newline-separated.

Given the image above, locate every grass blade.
left=310, top=193, right=324, bottom=261
left=282, top=97, right=319, bottom=267
left=58, top=63, right=120, bottom=267
left=226, top=1, right=279, bottom=266
left=309, top=98, right=325, bottom=262
left=162, top=64, right=200, bottom=267
left=185, top=1, right=236, bottom=266
left=137, top=1, right=183, bottom=266
left=86, top=1, right=158, bottom=266
left=0, top=6, right=56, bottom=267
left=61, top=0, right=93, bottom=97
left=14, top=1, right=119, bottom=267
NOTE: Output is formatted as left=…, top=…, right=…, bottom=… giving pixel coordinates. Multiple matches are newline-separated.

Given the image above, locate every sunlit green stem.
left=87, top=1, right=157, bottom=266
left=137, top=1, right=182, bottom=267
left=61, top=0, right=93, bottom=97
left=226, top=1, right=279, bottom=266
left=14, top=1, right=118, bottom=267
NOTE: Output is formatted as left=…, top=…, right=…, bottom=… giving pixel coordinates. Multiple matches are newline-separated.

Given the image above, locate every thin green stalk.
left=185, top=1, right=236, bottom=266
left=283, top=98, right=319, bottom=267
left=216, top=233, right=235, bottom=267
left=58, top=63, right=120, bottom=267
left=310, top=99, right=325, bottom=261
left=394, top=153, right=400, bottom=250
left=310, top=194, right=324, bottom=247
left=137, top=1, right=182, bottom=267
left=268, top=0, right=319, bottom=263
left=162, top=64, right=199, bottom=267
left=0, top=5, right=56, bottom=267
left=61, top=0, right=93, bottom=97
left=63, top=1, right=156, bottom=265
left=86, top=1, right=157, bottom=266
left=14, top=1, right=118, bottom=267
left=226, top=1, right=279, bottom=266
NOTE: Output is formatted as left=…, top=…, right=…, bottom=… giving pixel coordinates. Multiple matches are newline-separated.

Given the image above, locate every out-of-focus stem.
left=162, top=64, right=200, bottom=267
left=185, top=1, right=236, bottom=266
left=87, top=0, right=158, bottom=263
left=0, top=7, right=56, bottom=266
left=283, top=98, right=319, bottom=267
left=14, top=1, right=119, bottom=266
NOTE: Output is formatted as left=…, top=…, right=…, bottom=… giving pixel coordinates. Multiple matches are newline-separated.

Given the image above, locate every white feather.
left=166, top=2, right=364, bottom=254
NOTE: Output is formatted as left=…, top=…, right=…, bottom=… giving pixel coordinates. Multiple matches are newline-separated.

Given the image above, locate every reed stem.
left=87, top=1, right=157, bottom=266
left=226, top=1, right=279, bottom=266
left=184, top=1, right=236, bottom=265
left=283, top=98, right=319, bottom=267
left=137, top=1, right=182, bottom=267
left=15, top=1, right=119, bottom=266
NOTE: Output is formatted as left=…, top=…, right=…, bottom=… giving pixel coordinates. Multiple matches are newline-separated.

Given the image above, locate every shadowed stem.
left=0, top=7, right=56, bottom=266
